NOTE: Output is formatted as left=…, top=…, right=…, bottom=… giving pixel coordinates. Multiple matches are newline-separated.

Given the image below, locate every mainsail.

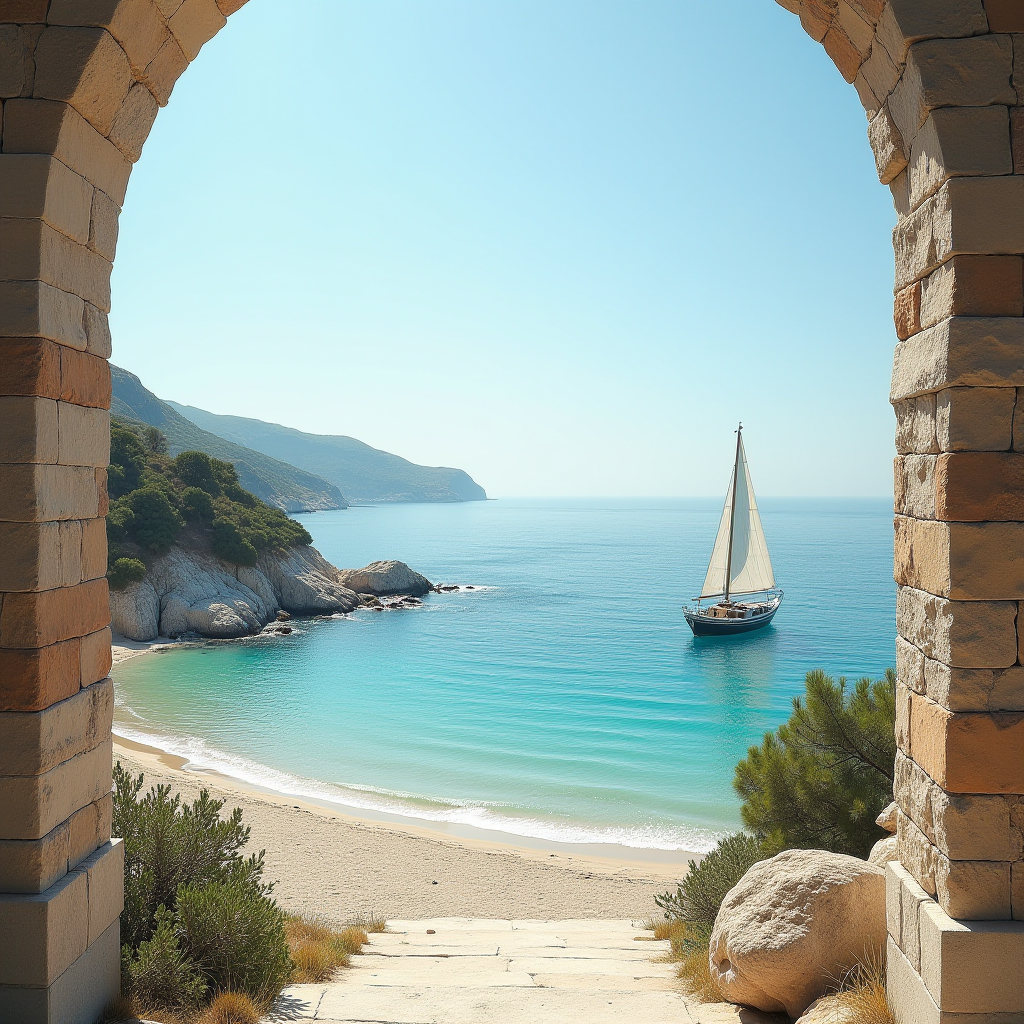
left=699, top=432, right=775, bottom=600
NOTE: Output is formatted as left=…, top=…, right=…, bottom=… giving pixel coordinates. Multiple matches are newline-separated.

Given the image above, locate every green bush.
left=121, top=487, right=183, bottom=553
left=656, top=833, right=774, bottom=939
left=212, top=518, right=259, bottom=566
left=734, top=668, right=896, bottom=858
left=109, top=423, right=147, bottom=499
left=181, top=486, right=215, bottom=523
left=143, top=425, right=169, bottom=455
left=107, top=557, right=147, bottom=590
left=177, top=870, right=292, bottom=1002
left=174, top=450, right=220, bottom=495
left=123, top=905, right=207, bottom=1010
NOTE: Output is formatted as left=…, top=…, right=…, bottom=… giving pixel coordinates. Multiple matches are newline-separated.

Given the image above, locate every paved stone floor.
left=263, top=918, right=779, bottom=1024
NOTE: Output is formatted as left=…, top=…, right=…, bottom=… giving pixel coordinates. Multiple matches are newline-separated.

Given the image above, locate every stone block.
left=891, top=317, right=1024, bottom=402
left=78, top=839, right=123, bottom=944
left=0, top=867, right=88, bottom=987
left=0, top=339, right=60, bottom=401
left=0, top=522, right=59, bottom=593
left=0, top=464, right=101, bottom=523
left=908, top=105, right=1012, bottom=209
left=47, top=0, right=171, bottom=79
left=56, top=402, right=109, bottom=468
left=0, top=578, right=110, bottom=649
left=0, top=219, right=112, bottom=312
left=894, top=282, right=921, bottom=340
left=218, top=0, right=250, bottom=13
left=0, top=24, right=27, bottom=99
left=0, top=794, right=109, bottom=894
left=1, top=98, right=131, bottom=205
left=0, top=281, right=87, bottom=351
left=887, top=937, right=940, bottom=1024
left=925, top=658, right=1024, bottom=713
left=80, top=517, right=106, bottom=583
left=32, top=26, right=133, bottom=137
left=906, top=688, right=1024, bottom=793
left=87, top=187, right=120, bottom=264
left=0, top=639, right=81, bottom=713
left=0, top=678, right=112, bottom=777
left=935, top=454, right=1024, bottom=522
left=887, top=861, right=905, bottom=948
left=897, top=585, right=1017, bottom=667
left=79, top=627, right=111, bottom=688
left=898, top=808, right=940, bottom=895
left=56, top=520, right=82, bottom=588
left=0, top=919, right=121, bottom=1024
left=58, top=347, right=111, bottom=410
left=1013, top=107, right=1024, bottom=174
left=95, top=467, right=109, bottom=518
left=900, top=861, right=932, bottom=970
left=897, top=634, right=926, bottom=694
left=857, top=44, right=900, bottom=119
left=894, top=393, right=938, bottom=454
left=169, top=0, right=227, bottom=60
left=918, top=896, right=1024, bottom=1010
left=823, top=24, right=864, bottom=82
left=889, top=35, right=1014, bottom=145
left=143, top=35, right=189, bottom=106
left=0, top=154, right=92, bottom=245
left=838, top=0, right=877, bottom=47
left=935, top=385, right=1016, bottom=451
left=921, top=256, right=1024, bottom=328
left=879, top=0, right=990, bottom=62
left=0, top=735, right=112, bottom=840
left=894, top=177, right=1024, bottom=290
left=895, top=750, right=1013, bottom=860
left=935, top=857, right=1012, bottom=921
left=0, top=396, right=57, bottom=464
left=894, top=455, right=936, bottom=518
left=83, top=302, right=112, bottom=359
left=1013, top=862, right=1024, bottom=919
left=108, top=81, right=159, bottom=163
left=985, top=0, right=1024, bottom=32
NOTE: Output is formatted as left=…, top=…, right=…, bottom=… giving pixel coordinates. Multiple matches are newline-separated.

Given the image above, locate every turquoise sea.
left=112, top=498, right=896, bottom=853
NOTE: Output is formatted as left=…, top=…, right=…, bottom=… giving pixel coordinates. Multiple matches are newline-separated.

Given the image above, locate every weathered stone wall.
left=0, top=2, right=245, bottom=1021
left=777, top=1, right=1024, bottom=1020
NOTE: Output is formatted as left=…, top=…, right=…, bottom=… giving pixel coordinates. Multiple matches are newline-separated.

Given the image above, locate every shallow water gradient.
left=113, top=498, right=896, bottom=852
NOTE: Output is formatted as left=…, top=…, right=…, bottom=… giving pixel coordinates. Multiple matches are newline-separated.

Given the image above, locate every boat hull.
left=683, top=597, right=782, bottom=637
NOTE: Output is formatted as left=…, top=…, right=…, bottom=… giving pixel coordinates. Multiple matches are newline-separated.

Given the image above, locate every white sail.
left=698, top=434, right=775, bottom=599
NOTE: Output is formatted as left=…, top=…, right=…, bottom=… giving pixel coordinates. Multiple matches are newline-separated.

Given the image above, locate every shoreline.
left=111, top=633, right=705, bottom=877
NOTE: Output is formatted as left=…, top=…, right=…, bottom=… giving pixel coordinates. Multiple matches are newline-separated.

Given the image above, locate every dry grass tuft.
left=346, top=913, right=387, bottom=933
left=194, top=991, right=261, bottom=1024
left=674, top=933, right=722, bottom=1004
left=285, top=914, right=373, bottom=984
left=829, top=953, right=896, bottom=1024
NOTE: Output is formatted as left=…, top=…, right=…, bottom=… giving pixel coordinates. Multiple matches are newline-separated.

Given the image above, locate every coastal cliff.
left=111, top=548, right=433, bottom=641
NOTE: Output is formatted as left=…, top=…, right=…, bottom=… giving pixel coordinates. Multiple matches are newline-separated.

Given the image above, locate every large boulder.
left=108, top=580, right=161, bottom=641
left=257, top=547, right=361, bottom=615
left=336, top=560, right=433, bottom=597
left=709, top=849, right=886, bottom=1018
left=868, top=835, right=898, bottom=868
left=796, top=995, right=856, bottom=1023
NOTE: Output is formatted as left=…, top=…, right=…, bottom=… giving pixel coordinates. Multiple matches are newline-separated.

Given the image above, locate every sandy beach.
left=111, top=637, right=695, bottom=923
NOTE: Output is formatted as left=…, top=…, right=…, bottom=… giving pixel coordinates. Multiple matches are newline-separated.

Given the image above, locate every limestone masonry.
left=1, top=0, right=1024, bottom=1020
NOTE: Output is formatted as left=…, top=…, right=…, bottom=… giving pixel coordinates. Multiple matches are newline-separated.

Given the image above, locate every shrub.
left=123, top=487, right=183, bottom=553
left=177, top=870, right=292, bottom=1002
left=123, top=905, right=207, bottom=1010
left=107, top=556, right=147, bottom=590
left=734, top=669, right=896, bottom=858
left=656, top=833, right=774, bottom=940
left=285, top=916, right=370, bottom=983
left=109, top=424, right=147, bottom=498
left=212, top=518, right=259, bottom=566
left=113, top=762, right=258, bottom=950
left=181, top=486, right=215, bottom=523
left=174, top=451, right=220, bottom=495
left=195, top=991, right=261, bottom=1024
left=144, top=425, right=170, bottom=455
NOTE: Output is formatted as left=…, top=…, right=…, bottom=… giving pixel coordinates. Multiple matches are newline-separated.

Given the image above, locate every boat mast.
left=724, top=423, right=742, bottom=604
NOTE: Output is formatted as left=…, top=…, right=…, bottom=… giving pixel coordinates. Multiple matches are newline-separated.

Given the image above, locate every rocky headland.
left=110, top=549, right=433, bottom=641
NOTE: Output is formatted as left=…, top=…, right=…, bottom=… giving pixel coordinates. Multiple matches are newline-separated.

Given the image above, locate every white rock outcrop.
left=336, top=559, right=433, bottom=597
left=108, top=546, right=419, bottom=640
left=708, top=849, right=886, bottom=1018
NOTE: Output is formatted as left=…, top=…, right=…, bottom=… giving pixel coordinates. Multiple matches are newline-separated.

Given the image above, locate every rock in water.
left=336, top=560, right=433, bottom=597
left=708, top=849, right=886, bottom=1018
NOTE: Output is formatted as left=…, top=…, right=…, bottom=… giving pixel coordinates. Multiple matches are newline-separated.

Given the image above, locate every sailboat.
left=683, top=424, right=783, bottom=637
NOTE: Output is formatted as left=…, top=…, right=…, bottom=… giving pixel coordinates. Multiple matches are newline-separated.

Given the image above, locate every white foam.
left=112, top=721, right=722, bottom=854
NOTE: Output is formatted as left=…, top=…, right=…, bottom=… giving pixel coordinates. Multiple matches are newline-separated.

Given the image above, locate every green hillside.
left=111, top=366, right=346, bottom=513
left=165, top=403, right=488, bottom=504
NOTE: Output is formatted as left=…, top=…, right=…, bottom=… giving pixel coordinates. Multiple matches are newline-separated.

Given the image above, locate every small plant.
left=285, top=915, right=371, bottom=984
left=194, top=990, right=261, bottom=1024
left=346, top=913, right=387, bottom=933
left=734, top=668, right=896, bottom=858
left=673, top=922, right=722, bottom=1003
left=827, top=951, right=896, bottom=1024
left=107, top=556, right=147, bottom=590
left=123, top=906, right=207, bottom=1010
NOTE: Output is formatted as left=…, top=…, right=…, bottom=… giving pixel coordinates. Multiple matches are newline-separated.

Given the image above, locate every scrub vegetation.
left=106, top=418, right=312, bottom=588
left=654, top=668, right=897, bottom=1008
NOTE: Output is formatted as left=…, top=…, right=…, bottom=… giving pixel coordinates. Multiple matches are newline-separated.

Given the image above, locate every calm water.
left=113, top=498, right=895, bottom=852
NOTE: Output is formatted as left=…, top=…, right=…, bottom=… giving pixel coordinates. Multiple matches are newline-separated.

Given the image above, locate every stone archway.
left=0, top=1, right=1021, bottom=1020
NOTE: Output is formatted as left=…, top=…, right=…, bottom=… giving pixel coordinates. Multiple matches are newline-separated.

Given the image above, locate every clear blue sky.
left=110, top=0, right=897, bottom=498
